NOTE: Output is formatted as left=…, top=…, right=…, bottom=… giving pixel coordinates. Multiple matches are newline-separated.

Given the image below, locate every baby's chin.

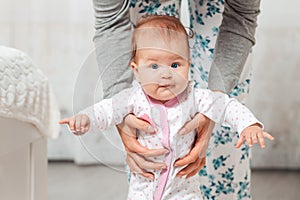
left=149, top=89, right=180, bottom=102
left=142, top=84, right=187, bottom=102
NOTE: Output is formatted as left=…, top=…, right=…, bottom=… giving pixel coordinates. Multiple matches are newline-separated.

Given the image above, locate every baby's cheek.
left=174, top=68, right=188, bottom=80
left=176, top=78, right=189, bottom=93
left=142, top=84, right=157, bottom=97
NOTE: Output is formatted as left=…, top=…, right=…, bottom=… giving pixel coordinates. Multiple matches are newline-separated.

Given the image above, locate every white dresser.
left=0, top=117, right=47, bottom=200
left=0, top=46, right=60, bottom=200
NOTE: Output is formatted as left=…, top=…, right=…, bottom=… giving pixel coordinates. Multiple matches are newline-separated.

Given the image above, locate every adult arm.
left=92, top=0, right=168, bottom=179
left=208, top=0, right=261, bottom=93
left=93, top=0, right=133, bottom=98
left=173, top=0, right=262, bottom=177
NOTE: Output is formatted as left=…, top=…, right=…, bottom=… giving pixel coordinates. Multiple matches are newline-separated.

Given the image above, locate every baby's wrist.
left=249, top=123, right=263, bottom=129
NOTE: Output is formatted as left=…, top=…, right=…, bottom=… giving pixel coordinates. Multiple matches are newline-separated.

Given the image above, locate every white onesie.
left=83, top=81, right=262, bottom=200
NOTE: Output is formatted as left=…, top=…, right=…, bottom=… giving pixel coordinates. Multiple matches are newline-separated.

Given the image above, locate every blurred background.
left=0, top=0, right=299, bottom=200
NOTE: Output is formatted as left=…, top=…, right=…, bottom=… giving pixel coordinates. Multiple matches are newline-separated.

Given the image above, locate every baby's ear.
left=131, top=62, right=140, bottom=80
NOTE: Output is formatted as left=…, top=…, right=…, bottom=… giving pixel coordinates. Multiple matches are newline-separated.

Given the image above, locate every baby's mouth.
left=158, top=82, right=173, bottom=87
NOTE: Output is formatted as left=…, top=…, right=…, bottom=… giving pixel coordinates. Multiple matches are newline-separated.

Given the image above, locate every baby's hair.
left=130, top=14, right=193, bottom=63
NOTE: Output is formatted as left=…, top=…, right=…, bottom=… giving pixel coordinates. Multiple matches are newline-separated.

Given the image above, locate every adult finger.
left=126, top=155, right=154, bottom=180
left=117, top=126, right=168, bottom=157
left=128, top=152, right=167, bottom=170
left=174, top=147, right=200, bottom=167
left=186, top=158, right=206, bottom=179
left=174, top=120, right=212, bottom=167
left=174, top=139, right=202, bottom=167
left=176, top=157, right=202, bottom=177
left=124, top=114, right=156, bottom=134
left=178, top=113, right=202, bottom=135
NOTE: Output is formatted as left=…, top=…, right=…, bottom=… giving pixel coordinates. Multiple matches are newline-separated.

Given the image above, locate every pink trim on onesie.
left=145, top=95, right=180, bottom=200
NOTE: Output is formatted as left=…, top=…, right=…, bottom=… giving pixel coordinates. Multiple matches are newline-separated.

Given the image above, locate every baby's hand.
left=59, top=114, right=90, bottom=135
left=236, top=123, right=274, bottom=149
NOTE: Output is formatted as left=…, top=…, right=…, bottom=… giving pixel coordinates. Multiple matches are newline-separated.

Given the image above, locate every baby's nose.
left=160, top=67, right=172, bottom=79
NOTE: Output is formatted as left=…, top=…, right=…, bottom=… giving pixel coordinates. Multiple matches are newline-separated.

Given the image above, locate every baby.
left=60, top=15, right=274, bottom=200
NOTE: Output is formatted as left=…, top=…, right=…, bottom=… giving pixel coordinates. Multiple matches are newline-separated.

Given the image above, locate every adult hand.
left=174, top=113, right=215, bottom=178
left=117, top=114, right=169, bottom=180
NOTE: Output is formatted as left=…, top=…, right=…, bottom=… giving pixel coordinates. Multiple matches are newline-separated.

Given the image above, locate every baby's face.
left=132, top=37, right=189, bottom=102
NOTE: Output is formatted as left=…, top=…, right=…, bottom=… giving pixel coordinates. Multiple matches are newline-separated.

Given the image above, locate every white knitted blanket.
left=0, top=46, right=60, bottom=138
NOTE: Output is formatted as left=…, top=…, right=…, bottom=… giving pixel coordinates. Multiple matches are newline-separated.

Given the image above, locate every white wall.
left=0, top=0, right=100, bottom=162
left=248, top=0, right=300, bottom=168
left=0, top=0, right=95, bottom=111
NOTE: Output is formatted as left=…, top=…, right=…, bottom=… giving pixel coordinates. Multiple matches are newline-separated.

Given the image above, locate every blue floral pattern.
left=130, top=1, right=253, bottom=199
left=205, top=0, right=223, bottom=17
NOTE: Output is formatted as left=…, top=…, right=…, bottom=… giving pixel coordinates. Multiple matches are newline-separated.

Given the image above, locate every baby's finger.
left=75, top=116, right=82, bottom=132
left=235, top=136, right=246, bottom=148
left=263, top=132, right=275, bottom=141
left=257, top=132, right=266, bottom=148
left=82, top=126, right=89, bottom=133
left=59, top=118, right=70, bottom=124
left=81, top=116, right=87, bottom=125
left=69, top=117, right=76, bottom=132
left=252, top=132, right=258, bottom=144
left=246, top=133, right=252, bottom=147
left=80, top=116, right=88, bottom=132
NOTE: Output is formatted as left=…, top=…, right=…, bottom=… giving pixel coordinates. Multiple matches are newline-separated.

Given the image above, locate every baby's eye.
left=151, top=64, right=159, bottom=69
left=171, top=63, right=179, bottom=68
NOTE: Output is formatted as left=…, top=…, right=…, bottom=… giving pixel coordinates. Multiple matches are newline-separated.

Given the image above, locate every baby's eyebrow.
left=166, top=53, right=188, bottom=60
left=141, top=55, right=187, bottom=62
left=146, top=58, right=159, bottom=62
left=171, top=56, right=187, bottom=61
